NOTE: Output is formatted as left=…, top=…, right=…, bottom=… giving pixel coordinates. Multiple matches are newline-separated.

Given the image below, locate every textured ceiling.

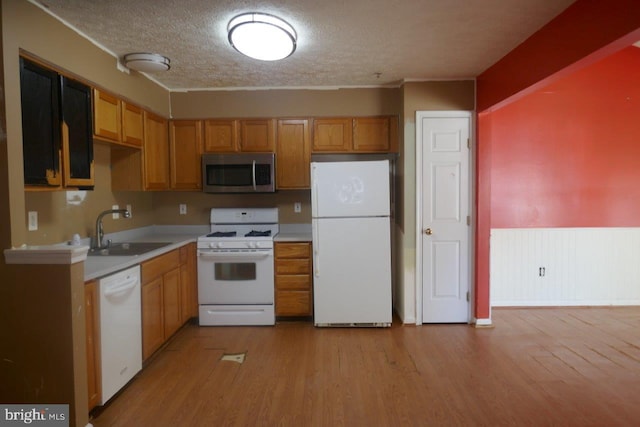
left=33, top=0, right=576, bottom=91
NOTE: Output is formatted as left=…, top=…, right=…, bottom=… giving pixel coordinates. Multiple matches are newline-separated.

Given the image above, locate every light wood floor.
left=90, top=307, right=640, bottom=426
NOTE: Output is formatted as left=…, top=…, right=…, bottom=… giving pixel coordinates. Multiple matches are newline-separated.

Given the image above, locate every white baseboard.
left=474, top=318, right=492, bottom=327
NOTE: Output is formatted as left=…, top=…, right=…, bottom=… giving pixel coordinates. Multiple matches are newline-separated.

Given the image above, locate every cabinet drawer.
left=275, top=242, right=311, bottom=259
left=276, top=274, right=311, bottom=291
left=276, top=291, right=312, bottom=316
left=276, top=259, right=310, bottom=275
left=141, top=249, right=180, bottom=282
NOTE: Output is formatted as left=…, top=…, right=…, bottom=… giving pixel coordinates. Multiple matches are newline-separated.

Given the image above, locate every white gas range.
left=197, top=207, right=279, bottom=326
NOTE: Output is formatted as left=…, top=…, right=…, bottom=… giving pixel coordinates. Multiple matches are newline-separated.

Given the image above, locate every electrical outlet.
left=28, top=211, right=38, bottom=231
left=294, top=202, right=301, bottom=213
left=126, top=204, right=132, bottom=218
left=112, top=204, right=120, bottom=219
left=179, top=204, right=187, bottom=215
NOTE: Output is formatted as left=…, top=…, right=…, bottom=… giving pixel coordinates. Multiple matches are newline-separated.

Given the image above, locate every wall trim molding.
left=491, top=227, right=640, bottom=307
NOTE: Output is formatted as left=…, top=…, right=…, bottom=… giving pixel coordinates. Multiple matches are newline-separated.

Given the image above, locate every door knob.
left=424, top=228, right=432, bottom=235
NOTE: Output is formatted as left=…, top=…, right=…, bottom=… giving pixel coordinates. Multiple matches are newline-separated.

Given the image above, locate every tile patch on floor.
left=220, top=352, right=247, bottom=364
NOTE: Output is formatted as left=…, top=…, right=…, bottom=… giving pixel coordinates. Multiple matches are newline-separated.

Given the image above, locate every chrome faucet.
left=94, top=209, right=131, bottom=249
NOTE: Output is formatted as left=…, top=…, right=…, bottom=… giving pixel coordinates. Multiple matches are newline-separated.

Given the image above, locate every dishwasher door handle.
left=103, top=277, right=138, bottom=297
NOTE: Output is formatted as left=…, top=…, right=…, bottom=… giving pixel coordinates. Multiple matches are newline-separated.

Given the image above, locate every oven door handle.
left=198, top=251, right=271, bottom=262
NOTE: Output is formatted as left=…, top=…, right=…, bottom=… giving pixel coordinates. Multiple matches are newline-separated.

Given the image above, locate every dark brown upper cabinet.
left=19, top=56, right=94, bottom=189
left=61, top=76, right=93, bottom=188
left=20, top=57, right=62, bottom=186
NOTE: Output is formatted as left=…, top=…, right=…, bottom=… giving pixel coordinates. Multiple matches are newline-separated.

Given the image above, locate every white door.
left=418, top=113, right=471, bottom=323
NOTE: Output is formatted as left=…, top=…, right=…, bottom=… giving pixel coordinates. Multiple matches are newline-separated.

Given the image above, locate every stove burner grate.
left=245, top=230, right=271, bottom=237
left=207, top=231, right=237, bottom=237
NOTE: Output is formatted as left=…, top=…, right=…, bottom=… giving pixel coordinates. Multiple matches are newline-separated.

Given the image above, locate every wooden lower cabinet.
left=84, top=280, right=101, bottom=411
left=180, top=243, right=198, bottom=322
left=162, top=268, right=182, bottom=338
left=141, top=276, right=164, bottom=360
left=275, top=242, right=313, bottom=317
left=141, top=245, right=197, bottom=361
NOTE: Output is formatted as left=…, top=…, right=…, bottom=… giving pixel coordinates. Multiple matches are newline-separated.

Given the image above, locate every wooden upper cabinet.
left=93, top=88, right=121, bottom=143
left=312, top=118, right=352, bottom=152
left=353, top=117, right=390, bottom=152
left=122, top=102, right=144, bottom=147
left=143, top=111, right=170, bottom=190
left=93, top=89, right=144, bottom=148
left=276, top=119, right=311, bottom=189
left=169, top=120, right=203, bottom=190
left=239, top=119, right=275, bottom=152
left=312, top=116, right=398, bottom=153
left=203, top=119, right=274, bottom=152
left=203, top=119, right=238, bottom=152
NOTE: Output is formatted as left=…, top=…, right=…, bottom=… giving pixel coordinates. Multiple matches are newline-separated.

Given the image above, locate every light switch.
left=294, top=202, right=301, bottom=213
left=28, top=211, right=38, bottom=231
left=180, top=204, right=187, bottom=215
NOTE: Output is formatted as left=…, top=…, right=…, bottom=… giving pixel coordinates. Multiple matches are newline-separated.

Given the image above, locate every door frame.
left=415, top=110, right=475, bottom=325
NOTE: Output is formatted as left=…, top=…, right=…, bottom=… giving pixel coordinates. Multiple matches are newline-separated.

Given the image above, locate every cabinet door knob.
left=424, top=228, right=432, bottom=235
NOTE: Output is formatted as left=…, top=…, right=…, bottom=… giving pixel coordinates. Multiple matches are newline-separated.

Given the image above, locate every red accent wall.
left=474, top=0, right=640, bottom=317
left=491, top=46, right=640, bottom=228
left=477, top=0, right=640, bottom=112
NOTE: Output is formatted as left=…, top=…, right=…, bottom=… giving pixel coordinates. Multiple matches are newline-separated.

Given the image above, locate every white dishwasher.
left=99, top=265, right=142, bottom=404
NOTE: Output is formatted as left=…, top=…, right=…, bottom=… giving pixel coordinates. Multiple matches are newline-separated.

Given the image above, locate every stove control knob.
left=255, top=242, right=262, bottom=248
left=248, top=241, right=256, bottom=249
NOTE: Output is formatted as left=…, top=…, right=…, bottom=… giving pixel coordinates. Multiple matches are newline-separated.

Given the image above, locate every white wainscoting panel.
left=491, top=228, right=640, bottom=306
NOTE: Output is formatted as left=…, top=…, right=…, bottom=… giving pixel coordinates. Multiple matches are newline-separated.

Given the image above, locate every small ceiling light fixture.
left=227, top=12, right=297, bottom=61
left=123, top=53, right=171, bottom=72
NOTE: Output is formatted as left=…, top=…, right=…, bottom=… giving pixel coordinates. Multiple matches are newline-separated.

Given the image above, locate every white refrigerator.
left=311, top=160, right=392, bottom=326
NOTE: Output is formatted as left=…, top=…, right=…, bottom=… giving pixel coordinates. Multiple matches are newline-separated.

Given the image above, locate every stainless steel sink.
left=88, top=242, right=172, bottom=256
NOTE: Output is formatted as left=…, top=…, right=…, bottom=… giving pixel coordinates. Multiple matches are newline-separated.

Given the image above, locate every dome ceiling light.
left=227, top=12, right=297, bottom=61
left=123, top=53, right=171, bottom=72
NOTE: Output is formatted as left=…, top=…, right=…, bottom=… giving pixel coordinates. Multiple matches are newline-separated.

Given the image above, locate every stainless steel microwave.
left=202, top=153, right=276, bottom=193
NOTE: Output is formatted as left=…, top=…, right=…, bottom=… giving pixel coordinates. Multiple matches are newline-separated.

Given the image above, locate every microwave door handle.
left=252, top=160, right=257, bottom=191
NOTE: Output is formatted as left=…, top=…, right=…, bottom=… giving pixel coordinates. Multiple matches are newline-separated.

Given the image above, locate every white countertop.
left=275, top=223, right=312, bottom=242
left=83, top=225, right=207, bottom=281
left=87, top=224, right=312, bottom=280
left=7, top=224, right=312, bottom=282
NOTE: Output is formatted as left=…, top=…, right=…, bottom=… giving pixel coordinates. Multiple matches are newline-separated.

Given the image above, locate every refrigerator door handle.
left=313, top=221, right=320, bottom=278
left=312, top=164, right=321, bottom=218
